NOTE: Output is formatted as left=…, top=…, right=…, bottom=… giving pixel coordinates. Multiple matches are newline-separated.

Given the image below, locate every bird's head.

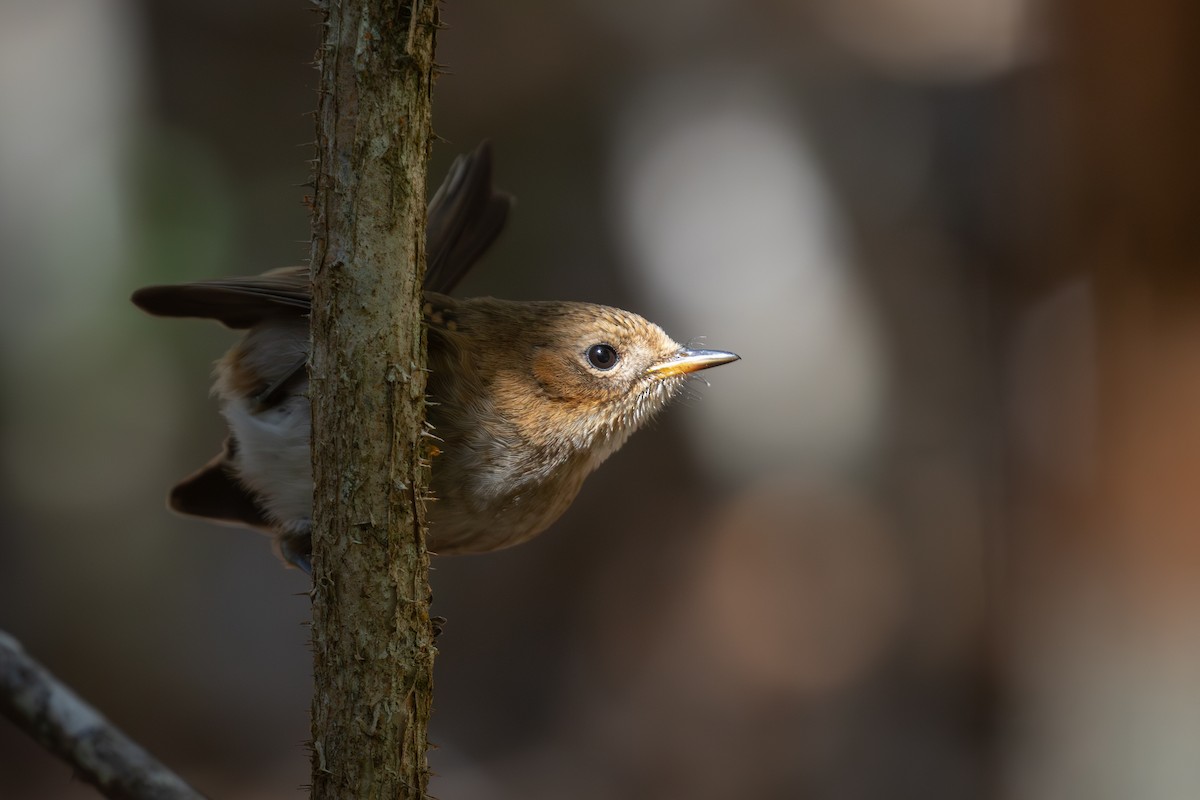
left=438, top=297, right=738, bottom=460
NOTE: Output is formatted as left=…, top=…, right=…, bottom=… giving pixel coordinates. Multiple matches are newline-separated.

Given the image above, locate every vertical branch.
left=307, top=1, right=439, bottom=797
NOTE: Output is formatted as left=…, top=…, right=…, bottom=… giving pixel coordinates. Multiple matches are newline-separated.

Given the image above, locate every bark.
left=307, top=1, right=439, bottom=797
left=0, top=630, right=204, bottom=800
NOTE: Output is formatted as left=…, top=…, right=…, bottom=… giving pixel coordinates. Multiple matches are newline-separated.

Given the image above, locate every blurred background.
left=2, top=0, right=1199, bottom=797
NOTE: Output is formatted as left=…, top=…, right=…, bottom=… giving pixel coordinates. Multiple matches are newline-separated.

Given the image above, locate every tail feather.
left=169, top=438, right=272, bottom=530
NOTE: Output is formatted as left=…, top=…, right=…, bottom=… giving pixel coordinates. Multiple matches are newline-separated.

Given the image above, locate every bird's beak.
left=647, top=348, right=740, bottom=378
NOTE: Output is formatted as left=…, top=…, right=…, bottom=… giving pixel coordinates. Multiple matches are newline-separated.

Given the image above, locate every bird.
left=132, top=143, right=738, bottom=573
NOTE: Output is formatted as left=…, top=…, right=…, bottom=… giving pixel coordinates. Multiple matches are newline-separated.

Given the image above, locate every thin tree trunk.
left=307, top=1, right=439, bottom=797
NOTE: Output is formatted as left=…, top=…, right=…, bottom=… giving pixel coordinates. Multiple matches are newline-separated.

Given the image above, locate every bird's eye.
left=586, top=343, right=619, bottom=370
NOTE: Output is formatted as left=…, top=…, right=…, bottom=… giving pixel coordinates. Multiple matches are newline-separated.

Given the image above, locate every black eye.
left=586, top=343, right=619, bottom=370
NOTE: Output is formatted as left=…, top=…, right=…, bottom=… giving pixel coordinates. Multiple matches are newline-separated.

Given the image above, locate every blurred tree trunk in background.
left=1060, top=0, right=1200, bottom=575
left=1002, top=0, right=1200, bottom=793
left=307, top=1, right=439, bottom=797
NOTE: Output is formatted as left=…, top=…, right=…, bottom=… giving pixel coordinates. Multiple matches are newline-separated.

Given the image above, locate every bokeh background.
left=2, top=0, right=1199, bottom=797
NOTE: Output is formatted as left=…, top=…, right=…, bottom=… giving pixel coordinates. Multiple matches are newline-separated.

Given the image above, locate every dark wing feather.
left=131, top=142, right=511, bottom=328
left=131, top=266, right=310, bottom=329
left=424, top=141, right=513, bottom=294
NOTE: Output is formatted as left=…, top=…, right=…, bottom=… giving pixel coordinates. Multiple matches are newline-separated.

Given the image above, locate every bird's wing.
left=131, top=266, right=310, bottom=329
left=425, top=141, right=513, bottom=294
left=131, top=142, right=512, bottom=328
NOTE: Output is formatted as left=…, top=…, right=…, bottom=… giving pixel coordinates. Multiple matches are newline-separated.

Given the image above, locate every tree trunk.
left=307, top=1, right=439, bottom=797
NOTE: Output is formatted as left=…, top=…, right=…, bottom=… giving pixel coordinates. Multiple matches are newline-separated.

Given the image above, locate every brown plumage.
left=132, top=143, right=738, bottom=572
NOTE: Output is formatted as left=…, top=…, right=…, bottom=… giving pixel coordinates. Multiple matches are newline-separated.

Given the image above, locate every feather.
left=169, top=438, right=271, bottom=530
left=130, top=142, right=511, bottom=328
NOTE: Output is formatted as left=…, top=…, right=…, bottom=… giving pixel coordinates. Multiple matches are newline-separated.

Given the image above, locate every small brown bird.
left=132, top=143, right=738, bottom=572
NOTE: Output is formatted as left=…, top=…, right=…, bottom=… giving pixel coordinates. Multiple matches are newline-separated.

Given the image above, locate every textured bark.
left=307, top=1, right=439, bottom=797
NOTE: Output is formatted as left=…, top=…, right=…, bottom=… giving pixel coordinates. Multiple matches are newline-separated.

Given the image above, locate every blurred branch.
left=307, top=0, right=439, bottom=797
left=0, top=630, right=204, bottom=800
